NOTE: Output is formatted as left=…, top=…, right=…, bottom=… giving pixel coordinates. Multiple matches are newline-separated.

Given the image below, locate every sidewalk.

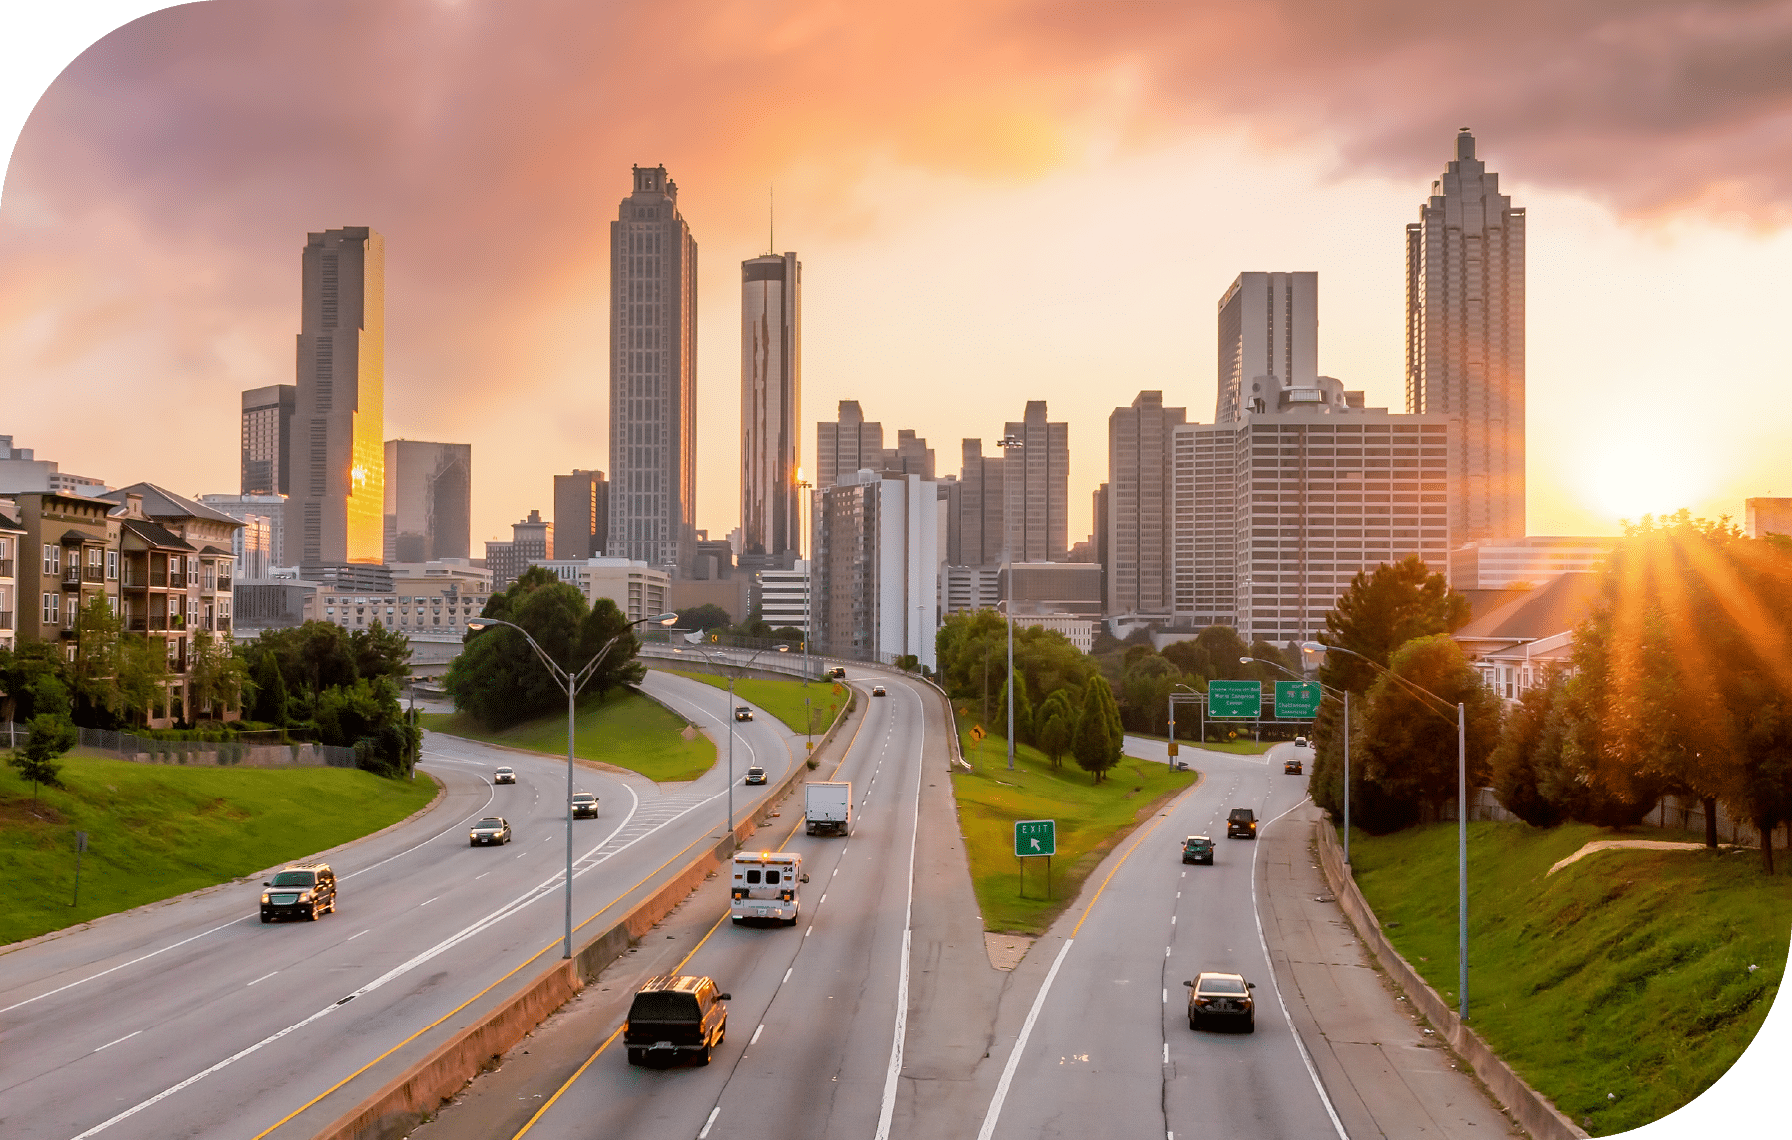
left=1259, top=801, right=1526, bottom=1139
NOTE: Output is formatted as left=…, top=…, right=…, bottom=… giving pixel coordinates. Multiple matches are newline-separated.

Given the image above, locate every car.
left=734, top=706, right=754, bottom=722
left=1284, top=758, right=1304, bottom=775
left=744, top=766, right=767, bottom=786
left=469, top=816, right=512, bottom=845
left=623, top=975, right=731, bottom=1066
left=260, top=863, right=336, bottom=922
left=1181, top=835, right=1214, bottom=865
left=571, top=793, right=600, bottom=819
left=1183, top=971, right=1256, bottom=1032
left=1226, top=807, right=1257, bottom=839
left=828, top=666, right=846, bottom=679
left=871, top=685, right=886, bottom=697
left=493, top=767, right=516, bottom=785
left=1294, top=736, right=1309, bottom=748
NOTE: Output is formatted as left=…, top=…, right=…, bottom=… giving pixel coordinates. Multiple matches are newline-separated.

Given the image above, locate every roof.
left=103, top=482, right=242, bottom=528
left=1453, top=572, right=1603, bottom=644
left=0, top=509, right=22, bottom=533
left=199, top=544, right=233, bottom=556
left=119, top=517, right=197, bottom=551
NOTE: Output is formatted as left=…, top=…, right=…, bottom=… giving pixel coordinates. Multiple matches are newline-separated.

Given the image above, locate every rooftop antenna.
left=768, top=185, right=775, bottom=255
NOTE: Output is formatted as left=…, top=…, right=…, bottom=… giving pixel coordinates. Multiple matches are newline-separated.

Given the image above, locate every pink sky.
left=3, top=0, right=1792, bottom=550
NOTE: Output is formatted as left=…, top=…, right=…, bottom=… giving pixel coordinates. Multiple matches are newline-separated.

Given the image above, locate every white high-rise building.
left=814, top=471, right=939, bottom=669
left=1216, top=272, right=1317, bottom=424
left=1406, top=128, right=1526, bottom=542
left=740, top=252, right=801, bottom=563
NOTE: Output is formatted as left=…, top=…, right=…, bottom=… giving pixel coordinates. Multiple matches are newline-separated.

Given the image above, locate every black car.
left=828, top=667, right=846, bottom=679
left=744, top=766, right=767, bottom=786
left=624, top=975, right=731, bottom=1066
left=1226, top=808, right=1257, bottom=839
left=1284, top=758, right=1303, bottom=775
left=1184, top=971, right=1256, bottom=1032
left=1182, top=835, right=1214, bottom=865
left=571, top=793, right=600, bottom=819
left=469, top=816, right=512, bottom=845
left=493, top=766, right=516, bottom=784
left=734, top=706, right=754, bottom=722
left=260, top=863, right=336, bottom=922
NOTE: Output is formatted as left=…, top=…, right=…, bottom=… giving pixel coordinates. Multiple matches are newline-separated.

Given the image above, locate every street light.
left=796, top=476, right=812, bottom=687
left=465, top=610, right=678, bottom=959
left=1241, top=656, right=1351, bottom=864
left=673, top=637, right=789, bottom=840
left=1167, top=682, right=1202, bottom=757
left=997, top=433, right=1023, bottom=770
left=1301, top=640, right=1470, bottom=1020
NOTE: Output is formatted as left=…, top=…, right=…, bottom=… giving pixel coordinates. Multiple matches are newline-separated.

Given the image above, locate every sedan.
left=1184, top=971, right=1256, bottom=1032
left=1284, top=758, right=1304, bottom=775
left=571, top=793, right=600, bottom=819
left=734, top=706, right=754, bottom=722
left=469, top=817, right=512, bottom=846
left=871, top=686, right=886, bottom=697
left=744, top=766, right=767, bottom=786
left=493, top=767, right=516, bottom=785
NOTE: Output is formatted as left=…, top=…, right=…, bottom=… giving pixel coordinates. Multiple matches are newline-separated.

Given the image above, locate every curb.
left=311, top=682, right=860, bottom=1140
left=1312, top=816, right=1590, bottom=1140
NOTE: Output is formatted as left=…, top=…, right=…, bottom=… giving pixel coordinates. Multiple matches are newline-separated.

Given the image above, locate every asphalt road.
left=476, top=667, right=936, bottom=1140
left=0, top=671, right=803, bottom=1140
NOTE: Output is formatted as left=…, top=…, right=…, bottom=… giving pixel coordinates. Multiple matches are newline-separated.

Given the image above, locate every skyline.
left=3, top=3, right=1792, bottom=555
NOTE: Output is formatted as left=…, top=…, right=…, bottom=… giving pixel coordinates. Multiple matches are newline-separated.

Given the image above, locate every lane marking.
left=419, top=897, right=438, bottom=907
left=783, top=968, right=793, bottom=984
left=346, top=930, right=369, bottom=941
left=974, top=938, right=1074, bottom=1140
left=246, top=971, right=279, bottom=987
left=750, top=1024, right=764, bottom=1045
left=697, top=1107, right=720, bottom=1139
left=1, top=915, right=250, bottom=1014
left=93, top=1030, right=141, bottom=1053
left=1163, top=1042, right=1169, bottom=1064
left=872, top=681, right=927, bottom=1140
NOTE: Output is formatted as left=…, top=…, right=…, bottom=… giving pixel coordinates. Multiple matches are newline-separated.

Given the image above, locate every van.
left=730, top=850, right=809, bottom=925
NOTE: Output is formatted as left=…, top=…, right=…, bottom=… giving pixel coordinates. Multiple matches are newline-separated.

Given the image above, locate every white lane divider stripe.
left=872, top=684, right=926, bottom=1140
left=698, top=1106, right=721, bottom=1139
left=974, top=938, right=1075, bottom=1140
left=750, top=1024, right=764, bottom=1045
left=245, top=971, right=279, bottom=987
left=347, top=930, right=369, bottom=941
left=1, top=915, right=250, bottom=1014
left=93, top=1030, right=141, bottom=1053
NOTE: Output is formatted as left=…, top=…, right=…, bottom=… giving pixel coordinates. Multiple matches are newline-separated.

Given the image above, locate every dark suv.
left=260, top=863, right=336, bottom=922
left=1226, top=808, right=1257, bottom=839
left=624, top=975, right=731, bottom=1066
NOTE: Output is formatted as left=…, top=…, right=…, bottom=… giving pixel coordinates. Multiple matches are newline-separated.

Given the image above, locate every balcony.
left=149, top=616, right=168, bottom=632
left=217, top=576, right=233, bottom=593
left=0, top=559, right=13, bottom=578
left=63, top=569, right=81, bottom=587
left=0, top=610, right=12, bottom=631
left=84, top=566, right=104, bottom=583
left=127, top=616, right=147, bottom=632
left=150, top=569, right=168, bottom=587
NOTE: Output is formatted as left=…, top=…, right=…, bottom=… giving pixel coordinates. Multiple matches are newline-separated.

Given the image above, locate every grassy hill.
left=419, top=685, right=715, bottom=782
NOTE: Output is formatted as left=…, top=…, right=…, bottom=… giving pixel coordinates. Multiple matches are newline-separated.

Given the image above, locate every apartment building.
left=532, top=557, right=670, bottom=623
left=0, top=499, right=25, bottom=650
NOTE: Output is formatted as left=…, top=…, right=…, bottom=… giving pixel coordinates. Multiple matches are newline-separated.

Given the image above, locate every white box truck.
left=805, top=781, right=852, bottom=836
left=730, top=850, right=808, bottom=925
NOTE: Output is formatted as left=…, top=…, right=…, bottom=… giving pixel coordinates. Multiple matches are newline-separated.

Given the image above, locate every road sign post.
left=71, top=830, right=87, bottom=907
left=1274, top=680, right=1323, bottom=720
left=1015, top=819, right=1056, bottom=899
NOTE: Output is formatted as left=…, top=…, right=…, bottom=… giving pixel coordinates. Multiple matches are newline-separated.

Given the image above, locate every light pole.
left=796, top=477, right=812, bottom=686
left=466, top=610, right=678, bottom=959
left=997, top=433, right=1023, bottom=770
left=1167, top=683, right=1201, bottom=769
left=1242, top=656, right=1351, bottom=864
left=673, top=637, right=789, bottom=839
left=1301, top=640, right=1469, bottom=1020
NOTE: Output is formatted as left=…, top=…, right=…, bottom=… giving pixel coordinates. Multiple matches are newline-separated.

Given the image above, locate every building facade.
left=553, top=469, right=609, bottom=561
left=197, top=494, right=284, bottom=581
left=1746, top=498, right=1792, bottom=539
left=815, top=400, right=886, bottom=490
left=240, top=384, right=295, bottom=496
left=0, top=501, right=21, bottom=649
left=757, top=561, right=811, bottom=635
left=1216, top=272, right=1318, bottom=424
left=1106, top=391, right=1186, bottom=617
left=608, top=165, right=699, bottom=573
left=485, top=509, right=553, bottom=592
left=1003, top=401, right=1069, bottom=563
left=0, top=435, right=107, bottom=497
left=382, top=439, right=471, bottom=564
left=534, top=557, right=671, bottom=624
left=956, top=439, right=1006, bottom=568
left=285, top=226, right=385, bottom=567
left=1406, top=129, right=1525, bottom=542
left=740, top=252, right=801, bottom=563
left=1448, top=536, right=1616, bottom=590
left=814, top=471, right=939, bottom=669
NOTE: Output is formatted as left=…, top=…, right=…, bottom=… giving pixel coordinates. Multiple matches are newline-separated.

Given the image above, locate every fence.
left=1, top=722, right=356, bottom=769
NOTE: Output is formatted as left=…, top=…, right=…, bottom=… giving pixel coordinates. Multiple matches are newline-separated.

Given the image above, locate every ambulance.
left=729, top=850, right=809, bottom=926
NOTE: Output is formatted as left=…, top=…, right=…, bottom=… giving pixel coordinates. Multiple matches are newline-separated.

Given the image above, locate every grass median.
left=952, top=716, right=1198, bottom=934
left=662, top=669, right=840, bottom=737
left=0, top=757, right=438, bottom=945
left=1347, top=820, right=1792, bottom=1136
left=419, top=686, right=715, bottom=783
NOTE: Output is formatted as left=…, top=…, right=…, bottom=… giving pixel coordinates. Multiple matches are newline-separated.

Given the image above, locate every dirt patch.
left=984, top=931, right=1035, bottom=971
left=0, top=795, right=66, bottom=825
left=1546, top=838, right=1719, bottom=876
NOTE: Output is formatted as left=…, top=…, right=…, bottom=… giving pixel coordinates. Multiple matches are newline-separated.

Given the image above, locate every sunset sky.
left=4, top=1, right=1792, bottom=553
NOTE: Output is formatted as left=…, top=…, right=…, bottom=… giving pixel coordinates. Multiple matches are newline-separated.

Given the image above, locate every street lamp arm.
left=1298, top=641, right=1456, bottom=724
left=467, top=616, right=572, bottom=686
left=1239, top=656, right=1344, bottom=700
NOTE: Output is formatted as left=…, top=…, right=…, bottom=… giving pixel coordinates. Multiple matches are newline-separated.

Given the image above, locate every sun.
left=1571, top=417, right=1719, bottom=525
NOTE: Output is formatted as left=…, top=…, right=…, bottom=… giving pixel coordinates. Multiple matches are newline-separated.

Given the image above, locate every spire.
left=768, top=186, right=775, bottom=255
left=1457, top=127, right=1475, bottom=161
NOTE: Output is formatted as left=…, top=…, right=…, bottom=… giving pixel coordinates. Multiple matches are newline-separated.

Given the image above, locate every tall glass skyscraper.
left=608, top=165, right=698, bottom=573
left=740, top=251, right=801, bottom=563
left=1406, top=129, right=1526, bottom=542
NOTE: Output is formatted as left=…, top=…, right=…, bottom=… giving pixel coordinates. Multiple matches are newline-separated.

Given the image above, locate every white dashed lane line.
left=93, top=1031, right=142, bottom=1053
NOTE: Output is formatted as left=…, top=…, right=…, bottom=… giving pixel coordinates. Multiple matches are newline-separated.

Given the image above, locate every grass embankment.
left=952, top=716, right=1197, bottom=934
left=663, top=671, right=841, bottom=737
left=1348, top=821, right=1792, bottom=1136
left=419, top=686, right=715, bottom=783
left=0, top=757, right=437, bottom=945
left=1126, top=732, right=1275, bottom=756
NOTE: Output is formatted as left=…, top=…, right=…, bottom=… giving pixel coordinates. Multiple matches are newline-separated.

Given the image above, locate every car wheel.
left=308, top=905, right=319, bottom=921
left=261, top=913, right=271, bottom=924
left=697, top=1041, right=712, bottom=1066
left=716, top=1018, right=726, bottom=1044
left=1188, top=1013, right=1199, bottom=1031
left=1244, top=1015, right=1256, bottom=1034
left=627, top=1048, right=644, bottom=1066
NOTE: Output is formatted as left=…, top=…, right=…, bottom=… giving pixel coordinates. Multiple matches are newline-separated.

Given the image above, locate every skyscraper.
left=1106, top=391, right=1186, bottom=616
left=1003, top=401, right=1069, bottom=563
left=1406, top=128, right=1526, bottom=542
left=285, top=226, right=384, bottom=567
left=240, top=384, right=294, bottom=496
left=815, top=400, right=884, bottom=489
left=553, top=469, right=609, bottom=561
left=608, top=165, right=699, bottom=573
left=740, top=251, right=801, bottom=562
left=382, top=439, right=471, bottom=564
left=956, top=439, right=1006, bottom=567
left=1216, top=272, right=1318, bottom=424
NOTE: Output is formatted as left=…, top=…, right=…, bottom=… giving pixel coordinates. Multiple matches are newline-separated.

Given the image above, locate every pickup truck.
left=805, top=781, right=852, bottom=836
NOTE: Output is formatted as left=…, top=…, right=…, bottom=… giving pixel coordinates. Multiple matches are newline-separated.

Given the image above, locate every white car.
left=493, top=767, right=516, bottom=784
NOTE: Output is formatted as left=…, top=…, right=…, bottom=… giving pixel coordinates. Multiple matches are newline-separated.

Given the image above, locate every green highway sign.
left=1015, top=819, right=1057, bottom=857
left=1275, top=681, right=1323, bottom=720
left=1207, top=680, right=1262, bottom=718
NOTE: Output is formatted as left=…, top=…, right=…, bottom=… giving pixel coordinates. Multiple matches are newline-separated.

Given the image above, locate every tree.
left=676, top=603, right=734, bottom=632
left=1349, top=634, right=1501, bottom=833
left=188, top=630, right=249, bottom=721
left=11, top=713, right=75, bottom=806
left=446, top=571, right=596, bottom=728
left=1072, top=675, right=1123, bottom=783
left=1488, top=666, right=1566, bottom=827
left=249, top=649, right=290, bottom=725
left=996, top=673, right=1033, bottom=746
left=573, top=596, right=648, bottom=700
left=1035, top=688, right=1078, bottom=769
left=350, top=621, right=412, bottom=685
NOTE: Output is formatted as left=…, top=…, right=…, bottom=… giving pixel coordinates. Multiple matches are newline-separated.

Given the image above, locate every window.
left=44, top=544, right=58, bottom=574
left=107, top=550, right=118, bottom=580
left=42, top=593, right=58, bottom=623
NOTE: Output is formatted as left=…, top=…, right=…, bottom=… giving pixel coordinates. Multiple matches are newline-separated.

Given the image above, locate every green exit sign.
left=1275, top=681, right=1323, bottom=720
left=1015, top=819, right=1056, bottom=857
left=1208, top=680, right=1262, bottom=718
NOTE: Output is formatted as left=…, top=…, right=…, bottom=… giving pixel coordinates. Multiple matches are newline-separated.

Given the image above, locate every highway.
left=0, top=671, right=804, bottom=1140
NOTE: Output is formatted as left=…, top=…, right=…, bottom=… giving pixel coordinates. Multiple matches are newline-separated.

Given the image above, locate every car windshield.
left=496, top=768, right=513, bottom=774
left=1187, top=839, right=1210, bottom=848
left=573, top=794, right=595, bottom=803
left=1230, top=809, right=1253, bottom=819
left=270, top=871, right=315, bottom=886
left=1200, top=976, right=1247, bottom=994
left=476, top=818, right=503, bottom=827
